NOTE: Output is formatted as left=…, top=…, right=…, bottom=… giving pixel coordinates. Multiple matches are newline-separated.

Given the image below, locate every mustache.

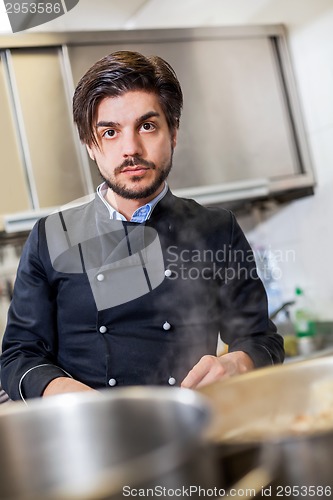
left=115, top=156, right=156, bottom=174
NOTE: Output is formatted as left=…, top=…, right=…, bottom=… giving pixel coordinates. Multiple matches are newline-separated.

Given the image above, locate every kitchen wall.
left=1, top=0, right=332, bottom=320
left=243, top=1, right=333, bottom=320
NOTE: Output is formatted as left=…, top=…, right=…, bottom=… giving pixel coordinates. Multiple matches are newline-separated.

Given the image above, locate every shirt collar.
left=97, top=181, right=168, bottom=222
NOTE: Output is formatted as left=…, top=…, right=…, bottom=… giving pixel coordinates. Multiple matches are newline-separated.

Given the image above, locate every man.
left=1, top=51, right=284, bottom=400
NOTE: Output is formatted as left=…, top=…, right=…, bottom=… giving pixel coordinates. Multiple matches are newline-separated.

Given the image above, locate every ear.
left=86, top=144, right=95, bottom=162
left=171, top=128, right=178, bottom=149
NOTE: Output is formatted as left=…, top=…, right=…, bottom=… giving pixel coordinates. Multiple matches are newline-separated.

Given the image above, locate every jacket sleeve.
left=0, top=221, right=71, bottom=401
left=218, top=211, right=285, bottom=367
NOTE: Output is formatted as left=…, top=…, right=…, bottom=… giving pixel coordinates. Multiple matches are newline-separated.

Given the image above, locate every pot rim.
left=200, top=356, right=333, bottom=446
left=0, top=386, right=211, bottom=499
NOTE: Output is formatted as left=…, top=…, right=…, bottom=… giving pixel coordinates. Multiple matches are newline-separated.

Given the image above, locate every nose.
left=122, top=130, right=144, bottom=158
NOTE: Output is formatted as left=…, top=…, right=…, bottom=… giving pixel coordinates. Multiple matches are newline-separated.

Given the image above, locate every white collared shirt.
left=97, top=181, right=168, bottom=222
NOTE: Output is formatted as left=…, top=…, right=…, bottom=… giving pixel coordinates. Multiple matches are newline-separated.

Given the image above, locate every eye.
left=140, top=122, right=156, bottom=132
left=102, top=129, right=117, bottom=139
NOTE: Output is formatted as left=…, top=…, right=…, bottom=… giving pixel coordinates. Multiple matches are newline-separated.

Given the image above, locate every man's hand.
left=42, top=377, right=95, bottom=397
left=181, top=351, right=255, bottom=389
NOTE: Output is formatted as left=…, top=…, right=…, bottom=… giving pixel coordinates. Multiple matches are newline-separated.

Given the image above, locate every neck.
left=105, top=184, right=164, bottom=221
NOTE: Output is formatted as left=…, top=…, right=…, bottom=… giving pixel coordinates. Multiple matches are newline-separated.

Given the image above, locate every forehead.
left=95, top=90, right=166, bottom=123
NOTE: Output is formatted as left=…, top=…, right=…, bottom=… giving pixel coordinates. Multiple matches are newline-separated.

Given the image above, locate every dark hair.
left=73, top=50, right=183, bottom=147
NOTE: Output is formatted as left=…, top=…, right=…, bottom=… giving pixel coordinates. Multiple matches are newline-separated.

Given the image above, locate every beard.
left=97, top=150, right=173, bottom=200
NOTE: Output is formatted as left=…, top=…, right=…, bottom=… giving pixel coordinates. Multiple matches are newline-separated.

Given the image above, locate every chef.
left=0, top=50, right=284, bottom=400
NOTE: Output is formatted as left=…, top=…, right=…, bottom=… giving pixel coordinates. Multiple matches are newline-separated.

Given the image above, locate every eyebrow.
left=137, top=111, right=160, bottom=123
left=96, top=120, right=119, bottom=128
left=96, top=111, right=161, bottom=129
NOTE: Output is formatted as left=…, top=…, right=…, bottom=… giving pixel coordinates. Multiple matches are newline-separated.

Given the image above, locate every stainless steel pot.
left=200, top=356, right=333, bottom=499
left=0, top=387, right=217, bottom=499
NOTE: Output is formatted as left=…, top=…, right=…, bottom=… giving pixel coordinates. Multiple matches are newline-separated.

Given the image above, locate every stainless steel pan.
left=0, top=386, right=216, bottom=499
left=200, top=356, right=333, bottom=499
